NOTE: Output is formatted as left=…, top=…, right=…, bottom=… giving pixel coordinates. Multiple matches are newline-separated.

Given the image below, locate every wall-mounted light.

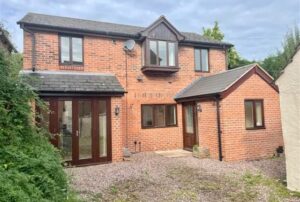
left=115, top=105, right=120, bottom=116
left=196, top=103, right=202, bottom=112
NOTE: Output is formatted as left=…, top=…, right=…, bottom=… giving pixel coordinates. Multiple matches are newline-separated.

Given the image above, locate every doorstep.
left=155, top=149, right=192, bottom=158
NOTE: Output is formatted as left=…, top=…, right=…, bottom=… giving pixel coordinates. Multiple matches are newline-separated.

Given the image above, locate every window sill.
left=141, top=66, right=179, bottom=73
left=246, top=127, right=266, bottom=130
left=195, top=70, right=210, bottom=73
left=142, top=125, right=178, bottom=129
left=59, top=64, right=84, bottom=71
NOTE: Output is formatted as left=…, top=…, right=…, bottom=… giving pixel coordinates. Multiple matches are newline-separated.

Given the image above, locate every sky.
left=1, top=0, right=299, bottom=60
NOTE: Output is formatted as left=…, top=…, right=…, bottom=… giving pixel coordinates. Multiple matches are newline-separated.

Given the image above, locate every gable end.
left=140, top=16, right=185, bottom=41
left=220, top=65, right=278, bottom=99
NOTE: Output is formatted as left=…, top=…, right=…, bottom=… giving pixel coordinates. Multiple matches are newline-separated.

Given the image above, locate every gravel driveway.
left=66, top=152, right=300, bottom=202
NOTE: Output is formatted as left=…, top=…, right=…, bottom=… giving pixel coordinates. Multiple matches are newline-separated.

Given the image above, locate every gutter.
left=21, top=24, right=36, bottom=72
left=215, top=96, right=223, bottom=161
left=18, top=23, right=233, bottom=49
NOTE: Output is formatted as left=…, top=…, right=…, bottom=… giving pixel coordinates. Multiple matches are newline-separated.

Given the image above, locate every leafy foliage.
left=202, top=21, right=253, bottom=69
left=202, top=21, right=224, bottom=41
left=260, top=26, right=300, bottom=79
left=0, top=49, right=71, bottom=201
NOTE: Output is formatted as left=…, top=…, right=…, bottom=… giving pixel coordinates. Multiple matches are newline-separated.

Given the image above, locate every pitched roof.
left=174, top=63, right=274, bottom=100
left=20, top=70, right=125, bottom=95
left=17, top=13, right=232, bottom=47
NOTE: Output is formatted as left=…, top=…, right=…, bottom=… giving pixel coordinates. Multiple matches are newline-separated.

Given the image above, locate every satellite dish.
left=124, top=39, right=135, bottom=51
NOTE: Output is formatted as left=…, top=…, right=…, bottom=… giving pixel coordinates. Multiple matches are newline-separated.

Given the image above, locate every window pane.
left=78, top=100, right=92, bottom=160
left=184, top=105, right=194, bottom=133
left=168, top=43, right=175, bottom=66
left=166, top=105, right=176, bottom=126
left=195, top=49, right=201, bottom=70
left=154, top=105, right=165, bottom=127
left=99, top=100, right=107, bottom=157
left=255, top=101, right=263, bottom=126
left=58, top=101, right=72, bottom=161
left=150, top=41, right=157, bottom=65
left=245, top=101, right=254, bottom=128
left=158, top=41, right=167, bottom=66
left=201, top=49, right=209, bottom=71
left=72, top=38, right=83, bottom=63
left=61, top=37, right=70, bottom=63
left=142, top=106, right=153, bottom=127
left=40, top=101, right=50, bottom=130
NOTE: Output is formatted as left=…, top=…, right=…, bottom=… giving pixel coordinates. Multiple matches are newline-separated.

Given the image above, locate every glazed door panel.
left=182, top=102, right=197, bottom=150
left=39, top=97, right=111, bottom=165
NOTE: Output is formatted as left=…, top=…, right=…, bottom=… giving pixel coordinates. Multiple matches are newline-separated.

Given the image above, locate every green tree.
left=260, top=26, right=300, bottom=78
left=0, top=47, right=75, bottom=200
left=202, top=21, right=224, bottom=41
left=202, top=21, right=253, bottom=69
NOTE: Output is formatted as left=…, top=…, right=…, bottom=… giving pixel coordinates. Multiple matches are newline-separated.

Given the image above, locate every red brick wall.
left=111, top=97, right=123, bottom=162
left=220, top=74, right=283, bottom=161
left=197, top=100, right=219, bottom=160
left=23, top=31, right=227, bottom=160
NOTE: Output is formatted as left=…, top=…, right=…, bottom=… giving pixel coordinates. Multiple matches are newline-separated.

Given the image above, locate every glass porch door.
left=39, top=98, right=111, bottom=165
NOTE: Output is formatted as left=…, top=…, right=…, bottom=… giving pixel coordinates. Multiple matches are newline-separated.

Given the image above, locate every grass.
left=242, top=172, right=300, bottom=202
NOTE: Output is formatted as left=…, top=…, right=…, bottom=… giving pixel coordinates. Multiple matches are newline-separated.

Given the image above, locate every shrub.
left=0, top=49, right=70, bottom=201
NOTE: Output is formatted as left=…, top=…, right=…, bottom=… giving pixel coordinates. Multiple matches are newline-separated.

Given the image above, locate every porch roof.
left=174, top=63, right=275, bottom=101
left=20, top=70, right=125, bottom=96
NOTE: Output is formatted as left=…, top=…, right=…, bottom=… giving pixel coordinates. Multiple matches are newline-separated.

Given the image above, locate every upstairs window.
left=195, top=48, right=209, bottom=72
left=60, top=36, right=83, bottom=65
left=142, top=104, right=177, bottom=128
left=245, top=100, right=265, bottom=129
left=148, top=40, right=177, bottom=67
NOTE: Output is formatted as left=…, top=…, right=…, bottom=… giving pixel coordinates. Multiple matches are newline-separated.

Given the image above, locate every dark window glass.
left=245, top=101, right=254, bottom=128
left=72, top=38, right=83, bottom=63
left=99, top=100, right=107, bottom=157
left=58, top=100, right=73, bottom=161
left=61, top=37, right=70, bottom=63
left=142, top=106, right=153, bottom=127
left=201, top=49, right=209, bottom=71
left=60, top=36, right=83, bottom=64
left=40, top=101, right=50, bottom=130
left=255, top=101, right=263, bottom=126
left=150, top=41, right=157, bottom=65
left=194, top=48, right=209, bottom=71
left=168, top=42, right=175, bottom=66
left=154, top=105, right=165, bottom=127
left=148, top=40, right=177, bottom=67
left=245, top=100, right=264, bottom=129
left=195, top=49, right=201, bottom=71
left=166, top=105, right=176, bottom=126
left=142, top=104, right=177, bottom=128
left=158, top=41, right=167, bottom=66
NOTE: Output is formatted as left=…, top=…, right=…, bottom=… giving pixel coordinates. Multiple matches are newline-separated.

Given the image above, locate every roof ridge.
left=23, top=12, right=145, bottom=29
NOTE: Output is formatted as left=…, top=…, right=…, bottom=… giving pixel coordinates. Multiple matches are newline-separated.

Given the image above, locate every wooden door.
left=39, top=97, right=111, bottom=165
left=182, top=102, right=197, bottom=150
left=72, top=98, right=112, bottom=165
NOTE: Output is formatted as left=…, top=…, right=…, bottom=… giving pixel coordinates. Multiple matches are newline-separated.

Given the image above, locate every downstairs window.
left=245, top=100, right=265, bottom=129
left=141, top=104, right=177, bottom=128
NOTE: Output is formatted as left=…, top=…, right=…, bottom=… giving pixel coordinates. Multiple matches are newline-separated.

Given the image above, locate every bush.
left=0, top=49, right=70, bottom=201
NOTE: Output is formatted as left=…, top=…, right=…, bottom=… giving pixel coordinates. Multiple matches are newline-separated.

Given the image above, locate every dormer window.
left=149, top=40, right=176, bottom=67
left=140, top=17, right=184, bottom=73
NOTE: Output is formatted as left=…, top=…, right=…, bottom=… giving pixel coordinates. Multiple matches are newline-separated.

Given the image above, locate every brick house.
left=18, top=13, right=283, bottom=165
